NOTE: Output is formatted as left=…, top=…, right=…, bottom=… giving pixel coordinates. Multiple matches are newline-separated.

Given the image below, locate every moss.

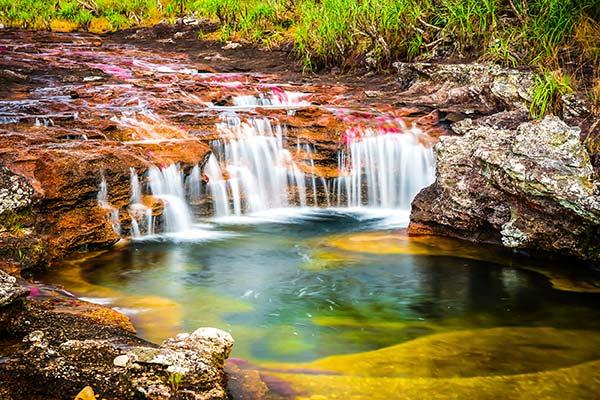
left=0, top=209, right=31, bottom=236
left=49, top=18, right=79, bottom=32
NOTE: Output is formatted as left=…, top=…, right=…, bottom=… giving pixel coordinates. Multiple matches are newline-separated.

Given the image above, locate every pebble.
left=113, top=355, right=129, bottom=367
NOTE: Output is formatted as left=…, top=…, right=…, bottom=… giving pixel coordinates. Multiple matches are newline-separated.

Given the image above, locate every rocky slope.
left=400, top=63, right=600, bottom=264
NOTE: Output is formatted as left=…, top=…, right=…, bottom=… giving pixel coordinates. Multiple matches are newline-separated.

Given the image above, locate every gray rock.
left=113, top=354, right=130, bottom=367
left=410, top=114, right=600, bottom=263
left=0, top=270, right=29, bottom=307
left=393, top=62, right=534, bottom=114
left=0, top=166, right=34, bottom=216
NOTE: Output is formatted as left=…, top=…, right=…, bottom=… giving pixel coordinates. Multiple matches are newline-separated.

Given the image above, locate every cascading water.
left=209, top=90, right=310, bottom=111
left=148, top=164, right=194, bottom=232
left=97, top=173, right=121, bottom=234
left=118, top=122, right=435, bottom=236
left=207, top=117, right=308, bottom=217
left=128, top=168, right=154, bottom=238
left=187, top=164, right=203, bottom=202
left=334, top=128, right=436, bottom=209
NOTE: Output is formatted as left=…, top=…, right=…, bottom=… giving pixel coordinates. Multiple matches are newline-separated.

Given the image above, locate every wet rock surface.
left=0, top=279, right=233, bottom=400
left=410, top=113, right=600, bottom=263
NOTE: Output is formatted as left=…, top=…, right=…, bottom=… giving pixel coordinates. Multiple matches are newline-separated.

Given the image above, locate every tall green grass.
left=1, top=0, right=597, bottom=70
left=0, top=0, right=166, bottom=31
left=529, top=70, right=573, bottom=119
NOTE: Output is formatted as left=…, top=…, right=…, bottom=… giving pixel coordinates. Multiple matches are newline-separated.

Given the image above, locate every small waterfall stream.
left=207, top=117, right=308, bottom=217
left=128, top=168, right=154, bottom=238
left=334, top=128, right=436, bottom=209
left=97, top=173, right=121, bottom=234
left=148, top=165, right=194, bottom=232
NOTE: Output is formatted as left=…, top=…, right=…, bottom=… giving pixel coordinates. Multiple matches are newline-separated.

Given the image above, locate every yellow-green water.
left=40, top=210, right=600, bottom=399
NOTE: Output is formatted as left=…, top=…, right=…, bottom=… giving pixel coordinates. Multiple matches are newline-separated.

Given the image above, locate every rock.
left=0, top=166, right=34, bottom=216
left=222, top=42, right=242, bottom=50
left=0, top=270, right=29, bottom=306
left=393, top=62, right=534, bottom=115
left=74, top=386, right=97, bottom=400
left=410, top=113, right=600, bottom=263
left=0, top=69, right=29, bottom=82
left=0, top=287, right=233, bottom=400
left=113, top=354, right=130, bottom=367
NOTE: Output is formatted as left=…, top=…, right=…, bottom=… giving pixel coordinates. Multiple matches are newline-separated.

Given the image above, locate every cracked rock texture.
left=0, top=284, right=233, bottom=400
left=410, top=113, right=600, bottom=264
left=0, top=269, right=29, bottom=306
left=394, top=62, right=534, bottom=115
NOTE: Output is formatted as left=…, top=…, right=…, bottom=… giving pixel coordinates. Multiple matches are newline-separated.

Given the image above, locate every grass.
left=0, top=0, right=599, bottom=117
left=529, top=70, right=573, bottom=119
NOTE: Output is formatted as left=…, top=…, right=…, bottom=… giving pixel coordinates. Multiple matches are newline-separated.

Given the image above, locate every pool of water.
left=42, top=209, right=600, bottom=398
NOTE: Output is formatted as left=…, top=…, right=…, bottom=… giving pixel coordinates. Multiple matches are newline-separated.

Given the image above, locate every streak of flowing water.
left=209, top=91, right=310, bottom=111
left=334, top=128, right=436, bottom=209
left=187, top=164, right=203, bottom=202
left=148, top=164, right=193, bottom=232
left=208, top=118, right=308, bottom=216
left=97, top=173, right=121, bottom=234
left=128, top=168, right=154, bottom=238
left=130, top=168, right=141, bottom=204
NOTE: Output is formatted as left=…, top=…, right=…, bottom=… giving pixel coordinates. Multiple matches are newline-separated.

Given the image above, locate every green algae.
left=268, top=359, right=600, bottom=400
left=312, top=231, right=600, bottom=293
left=251, top=327, right=600, bottom=399
left=265, top=327, right=600, bottom=379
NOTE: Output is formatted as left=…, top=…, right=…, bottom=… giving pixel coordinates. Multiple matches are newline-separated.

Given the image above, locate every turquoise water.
left=46, top=209, right=600, bottom=365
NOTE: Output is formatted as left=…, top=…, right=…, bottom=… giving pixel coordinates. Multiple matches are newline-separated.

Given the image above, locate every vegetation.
left=1, top=0, right=599, bottom=117
left=529, top=69, right=573, bottom=119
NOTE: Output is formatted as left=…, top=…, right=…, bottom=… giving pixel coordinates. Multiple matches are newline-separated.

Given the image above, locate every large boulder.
left=410, top=113, right=600, bottom=264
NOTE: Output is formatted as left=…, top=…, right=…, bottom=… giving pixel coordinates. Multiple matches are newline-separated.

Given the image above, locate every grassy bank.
left=1, top=0, right=599, bottom=115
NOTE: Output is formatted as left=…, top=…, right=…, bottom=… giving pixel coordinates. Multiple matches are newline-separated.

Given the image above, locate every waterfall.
left=148, top=164, right=193, bottom=232
left=117, top=121, right=435, bottom=234
left=128, top=168, right=154, bottom=238
left=334, top=128, right=436, bottom=209
left=187, top=164, right=203, bottom=202
left=209, top=90, right=309, bottom=111
left=130, top=167, right=141, bottom=204
left=207, top=118, right=308, bottom=216
left=204, top=155, right=231, bottom=217
left=97, top=173, right=121, bottom=234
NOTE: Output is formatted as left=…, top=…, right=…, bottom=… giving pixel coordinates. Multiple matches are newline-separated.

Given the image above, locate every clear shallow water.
left=43, top=209, right=600, bottom=398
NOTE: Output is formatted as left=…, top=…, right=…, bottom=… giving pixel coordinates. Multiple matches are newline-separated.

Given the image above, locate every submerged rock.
left=410, top=113, right=600, bottom=263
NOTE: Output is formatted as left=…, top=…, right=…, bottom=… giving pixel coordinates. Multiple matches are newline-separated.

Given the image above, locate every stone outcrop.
left=394, top=62, right=534, bottom=116
left=0, top=274, right=233, bottom=400
left=410, top=113, right=600, bottom=263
